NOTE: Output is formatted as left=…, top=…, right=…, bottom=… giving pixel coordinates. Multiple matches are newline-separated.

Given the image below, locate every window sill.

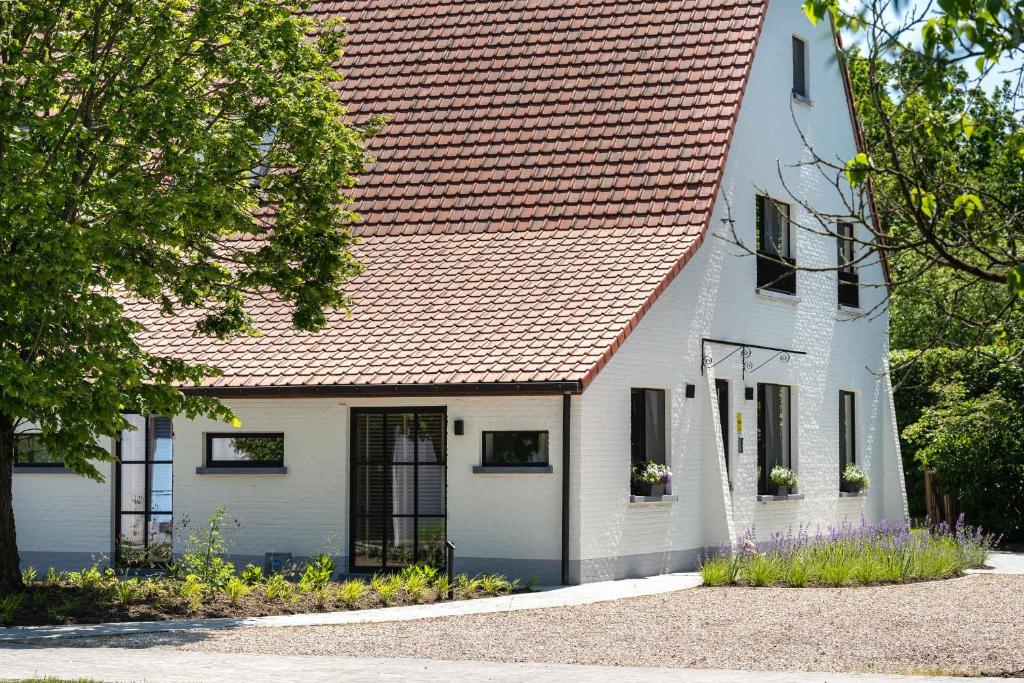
left=839, top=490, right=867, bottom=498
left=629, top=494, right=678, bottom=505
left=792, top=93, right=814, bottom=107
left=757, top=493, right=805, bottom=503
left=14, top=466, right=72, bottom=474
left=195, top=466, right=288, bottom=475
left=472, top=465, right=553, bottom=474
left=756, top=288, right=800, bottom=305
left=836, top=305, right=863, bottom=318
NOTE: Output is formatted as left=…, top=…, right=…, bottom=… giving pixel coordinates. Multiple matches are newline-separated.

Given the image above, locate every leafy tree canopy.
left=0, top=0, right=382, bottom=591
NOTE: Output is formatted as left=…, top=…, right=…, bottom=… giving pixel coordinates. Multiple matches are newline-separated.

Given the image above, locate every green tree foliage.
left=0, top=0, right=383, bottom=591
left=845, top=53, right=1024, bottom=349
left=802, top=0, right=1024, bottom=346
left=892, top=348, right=1024, bottom=539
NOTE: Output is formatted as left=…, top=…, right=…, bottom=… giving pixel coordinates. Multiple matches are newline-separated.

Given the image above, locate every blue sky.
left=837, top=0, right=1023, bottom=93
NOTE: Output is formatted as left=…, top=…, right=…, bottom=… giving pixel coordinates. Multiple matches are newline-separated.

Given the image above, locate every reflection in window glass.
left=207, top=433, right=284, bottom=466
left=482, top=431, right=549, bottom=467
left=14, top=433, right=62, bottom=466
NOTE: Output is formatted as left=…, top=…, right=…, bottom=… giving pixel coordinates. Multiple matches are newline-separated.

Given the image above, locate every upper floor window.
left=837, top=222, right=859, bottom=307
left=482, top=431, right=549, bottom=467
left=205, top=433, right=284, bottom=468
left=756, top=195, right=796, bottom=294
left=792, top=36, right=810, bottom=101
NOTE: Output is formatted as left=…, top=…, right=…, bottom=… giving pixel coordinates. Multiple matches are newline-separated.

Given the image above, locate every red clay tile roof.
left=135, top=0, right=768, bottom=391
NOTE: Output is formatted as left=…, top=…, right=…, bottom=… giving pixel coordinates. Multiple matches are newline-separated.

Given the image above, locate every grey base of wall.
left=20, top=551, right=106, bottom=572
left=569, top=547, right=703, bottom=584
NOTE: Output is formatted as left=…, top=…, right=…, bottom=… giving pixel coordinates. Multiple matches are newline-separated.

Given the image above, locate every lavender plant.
left=699, top=515, right=996, bottom=588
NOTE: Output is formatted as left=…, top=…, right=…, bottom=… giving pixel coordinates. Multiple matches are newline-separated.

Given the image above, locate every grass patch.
left=701, top=515, right=996, bottom=588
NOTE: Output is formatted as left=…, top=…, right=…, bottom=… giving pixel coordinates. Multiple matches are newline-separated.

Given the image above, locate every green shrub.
left=67, top=566, right=106, bottom=591
left=743, top=554, right=783, bottom=587
left=403, top=573, right=429, bottom=603
left=434, top=575, right=451, bottom=600
left=893, top=347, right=1024, bottom=539
left=298, top=554, right=335, bottom=593
left=338, top=579, right=366, bottom=606
left=699, top=555, right=737, bottom=586
left=478, top=573, right=512, bottom=596
left=114, top=578, right=143, bottom=605
left=175, top=506, right=237, bottom=591
left=44, top=567, right=65, bottom=586
left=225, top=577, right=251, bottom=605
left=785, top=558, right=810, bottom=587
left=0, top=593, right=24, bottom=626
left=240, top=564, right=265, bottom=586
left=264, top=574, right=293, bottom=602
left=21, top=566, right=37, bottom=585
left=371, top=574, right=401, bottom=605
left=399, top=563, right=439, bottom=584
left=455, top=573, right=481, bottom=593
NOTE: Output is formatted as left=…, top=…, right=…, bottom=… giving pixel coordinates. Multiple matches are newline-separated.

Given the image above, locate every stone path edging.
left=0, top=572, right=702, bottom=642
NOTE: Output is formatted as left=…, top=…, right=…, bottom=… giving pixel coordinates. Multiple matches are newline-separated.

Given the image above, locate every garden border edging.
left=0, top=571, right=701, bottom=642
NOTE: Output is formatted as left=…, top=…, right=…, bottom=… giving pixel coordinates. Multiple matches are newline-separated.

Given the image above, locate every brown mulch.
left=57, top=574, right=1024, bottom=677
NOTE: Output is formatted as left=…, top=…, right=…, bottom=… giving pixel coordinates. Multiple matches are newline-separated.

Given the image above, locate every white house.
left=13, top=0, right=908, bottom=584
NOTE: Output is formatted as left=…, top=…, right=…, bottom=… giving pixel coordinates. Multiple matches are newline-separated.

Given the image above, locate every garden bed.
left=699, top=516, right=996, bottom=588
left=1, top=565, right=526, bottom=627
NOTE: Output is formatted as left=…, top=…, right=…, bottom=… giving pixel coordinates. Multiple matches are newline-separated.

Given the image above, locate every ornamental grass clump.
left=701, top=515, right=996, bottom=588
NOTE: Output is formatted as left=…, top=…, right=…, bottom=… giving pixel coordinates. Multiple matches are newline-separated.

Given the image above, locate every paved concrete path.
left=0, top=572, right=702, bottom=642
left=967, top=550, right=1024, bottom=575
left=0, top=647, right=1012, bottom=683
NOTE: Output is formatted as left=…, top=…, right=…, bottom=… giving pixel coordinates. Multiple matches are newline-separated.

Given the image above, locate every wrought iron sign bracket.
left=701, top=337, right=807, bottom=380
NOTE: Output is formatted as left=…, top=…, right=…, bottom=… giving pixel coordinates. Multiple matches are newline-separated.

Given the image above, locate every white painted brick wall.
left=172, top=396, right=562, bottom=565
left=13, top=460, right=113, bottom=560
left=572, top=0, right=907, bottom=576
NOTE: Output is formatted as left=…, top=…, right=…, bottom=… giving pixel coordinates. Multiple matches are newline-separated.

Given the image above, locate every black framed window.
left=837, top=222, right=859, bottom=307
left=839, top=391, right=856, bottom=471
left=756, top=195, right=796, bottom=294
left=116, top=415, right=173, bottom=566
left=205, top=433, right=284, bottom=467
left=715, top=379, right=730, bottom=479
left=13, top=433, right=62, bottom=467
left=792, top=36, right=809, bottom=100
left=481, top=431, right=549, bottom=467
left=630, top=388, right=666, bottom=466
left=757, top=383, right=792, bottom=494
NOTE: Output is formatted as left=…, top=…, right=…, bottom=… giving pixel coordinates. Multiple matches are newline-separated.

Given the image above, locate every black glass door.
left=350, top=408, right=446, bottom=572
left=715, top=379, right=730, bottom=478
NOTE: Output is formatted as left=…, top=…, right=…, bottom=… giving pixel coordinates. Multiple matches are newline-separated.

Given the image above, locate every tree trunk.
left=0, top=413, right=24, bottom=593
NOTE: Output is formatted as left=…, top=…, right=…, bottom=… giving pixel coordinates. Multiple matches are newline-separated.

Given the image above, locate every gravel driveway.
left=48, top=574, right=1024, bottom=677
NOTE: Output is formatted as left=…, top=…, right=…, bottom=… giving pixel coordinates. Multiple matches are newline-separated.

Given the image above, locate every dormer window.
left=756, top=195, right=796, bottom=294
left=792, top=36, right=810, bottom=102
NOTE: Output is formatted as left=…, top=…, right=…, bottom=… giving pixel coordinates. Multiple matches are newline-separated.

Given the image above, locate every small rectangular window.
left=630, top=388, right=666, bottom=466
left=839, top=391, right=856, bottom=472
left=837, top=222, right=860, bottom=307
left=205, top=433, right=284, bottom=467
left=756, top=195, right=796, bottom=293
left=792, top=36, right=809, bottom=100
left=757, top=383, right=793, bottom=494
left=13, top=433, right=62, bottom=467
left=481, top=431, right=549, bottom=467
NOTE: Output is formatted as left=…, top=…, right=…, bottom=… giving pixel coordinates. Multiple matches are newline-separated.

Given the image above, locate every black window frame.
left=839, top=390, right=856, bottom=474
left=837, top=222, right=860, bottom=307
left=480, top=430, right=550, bottom=468
left=630, top=388, right=667, bottom=467
left=792, top=35, right=809, bottom=100
left=204, top=432, right=285, bottom=468
left=12, top=432, right=63, bottom=468
left=756, top=195, right=796, bottom=294
left=757, top=383, right=793, bottom=495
